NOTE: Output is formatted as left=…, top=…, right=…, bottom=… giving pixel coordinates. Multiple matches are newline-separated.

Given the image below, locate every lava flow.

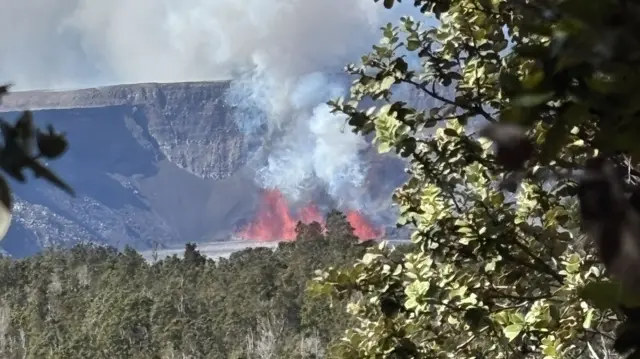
left=238, top=189, right=382, bottom=241
left=346, top=211, right=383, bottom=240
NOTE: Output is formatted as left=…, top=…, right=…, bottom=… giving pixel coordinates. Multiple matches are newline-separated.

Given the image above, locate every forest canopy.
left=0, top=211, right=395, bottom=358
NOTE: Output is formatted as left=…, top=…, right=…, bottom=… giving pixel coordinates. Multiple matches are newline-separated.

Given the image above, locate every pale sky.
left=0, top=0, right=420, bottom=90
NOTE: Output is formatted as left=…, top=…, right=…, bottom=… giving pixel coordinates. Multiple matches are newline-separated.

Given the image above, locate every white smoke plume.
left=0, top=0, right=413, bottom=89
left=226, top=70, right=376, bottom=211
left=0, top=0, right=421, bottom=217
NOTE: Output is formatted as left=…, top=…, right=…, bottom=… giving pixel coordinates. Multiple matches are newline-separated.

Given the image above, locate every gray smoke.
left=1, top=0, right=422, bottom=219
left=0, top=0, right=416, bottom=89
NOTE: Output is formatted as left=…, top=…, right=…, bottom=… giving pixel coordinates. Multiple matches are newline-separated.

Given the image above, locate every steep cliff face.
left=0, top=81, right=264, bottom=257
left=2, top=82, right=245, bottom=179
left=0, top=81, right=408, bottom=257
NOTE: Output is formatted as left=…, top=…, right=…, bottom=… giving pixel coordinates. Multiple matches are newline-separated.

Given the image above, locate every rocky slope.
left=0, top=82, right=267, bottom=257
left=0, top=81, right=406, bottom=257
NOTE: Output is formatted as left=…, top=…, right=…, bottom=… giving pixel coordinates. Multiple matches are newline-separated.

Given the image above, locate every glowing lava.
left=238, top=189, right=383, bottom=241
left=346, top=211, right=383, bottom=240
left=239, top=189, right=301, bottom=241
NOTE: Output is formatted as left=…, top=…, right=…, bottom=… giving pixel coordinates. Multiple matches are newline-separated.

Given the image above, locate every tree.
left=183, top=242, right=206, bottom=267
left=295, top=221, right=325, bottom=243
left=324, top=210, right=358, bottom=245
left=245, top=314, right=285, bottom=359
left=313, top=0, right=640, bottom=358
left=0, top=234, right=369, bottom=358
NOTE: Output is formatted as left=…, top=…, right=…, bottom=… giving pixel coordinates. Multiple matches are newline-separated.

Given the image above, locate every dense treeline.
left=0, top=210, right=401, bottom=359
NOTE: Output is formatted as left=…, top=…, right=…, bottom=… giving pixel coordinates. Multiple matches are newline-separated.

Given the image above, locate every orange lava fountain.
left=238, top=189, right=382, bottom=241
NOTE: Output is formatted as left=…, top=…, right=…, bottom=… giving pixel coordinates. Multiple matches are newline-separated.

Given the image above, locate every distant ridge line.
left=0, top=81, right=232, bottom=112
left=139, top=238, right=412, bottom=262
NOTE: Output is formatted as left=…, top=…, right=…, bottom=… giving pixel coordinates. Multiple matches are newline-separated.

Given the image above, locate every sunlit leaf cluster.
left=314, top=0, right=640, bottom=357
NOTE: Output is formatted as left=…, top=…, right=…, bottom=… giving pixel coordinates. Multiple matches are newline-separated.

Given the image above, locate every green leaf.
left=511, top=92, right=554, bottom=107
left=477, top=0, right=493, bottom=10
left=377, top=142, right=392, bottom=154
left=582, top=308, right=594, bottom=329
left=380, top=76, right=396, bottom=91
left=392, top=264, right=402, bottom=276
left=500, top=72, right=521, bottom=95
left=515, top=44, right=547, bottom=58
left=521, top=70, right=545, bottom=89
left=404, top=297, right=418, bottom=309
left=406, top=39, right=421, bottom=51
left=562, top=103, right=591, bottom=127
left=585, top=73, right=615, bottom=93
left=362, top=253, right=382, bottom=264
left=336, top=272, right=352, bottom=286
left=443, top=128, right=458, bottom=137
left=510, top=312, right=525, bottom=325
left=579, top=281, right=623, bottom=310
left=493, top=40, right=509, bottom=52
left=484, top=260, right=497, bottom=272
left=503, top=324, right=523, bottom=342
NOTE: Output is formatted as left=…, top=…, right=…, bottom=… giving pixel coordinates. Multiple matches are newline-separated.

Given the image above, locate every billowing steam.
left=1, top=0, right=420, bottom=234
left=226, top=71, right=375, bottom=211
left=0, top=0, right=411, bottom=89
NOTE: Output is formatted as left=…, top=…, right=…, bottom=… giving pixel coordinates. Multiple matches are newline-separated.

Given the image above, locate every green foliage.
left=0, top=212, right=388, bottom=358
left=0, top=85, right=73, bottom=240
left=314, top=0, right=640, bottom=358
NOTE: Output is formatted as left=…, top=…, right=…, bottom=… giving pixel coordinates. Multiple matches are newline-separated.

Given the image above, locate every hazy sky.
left=0, top=0, right=420, bottom=90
